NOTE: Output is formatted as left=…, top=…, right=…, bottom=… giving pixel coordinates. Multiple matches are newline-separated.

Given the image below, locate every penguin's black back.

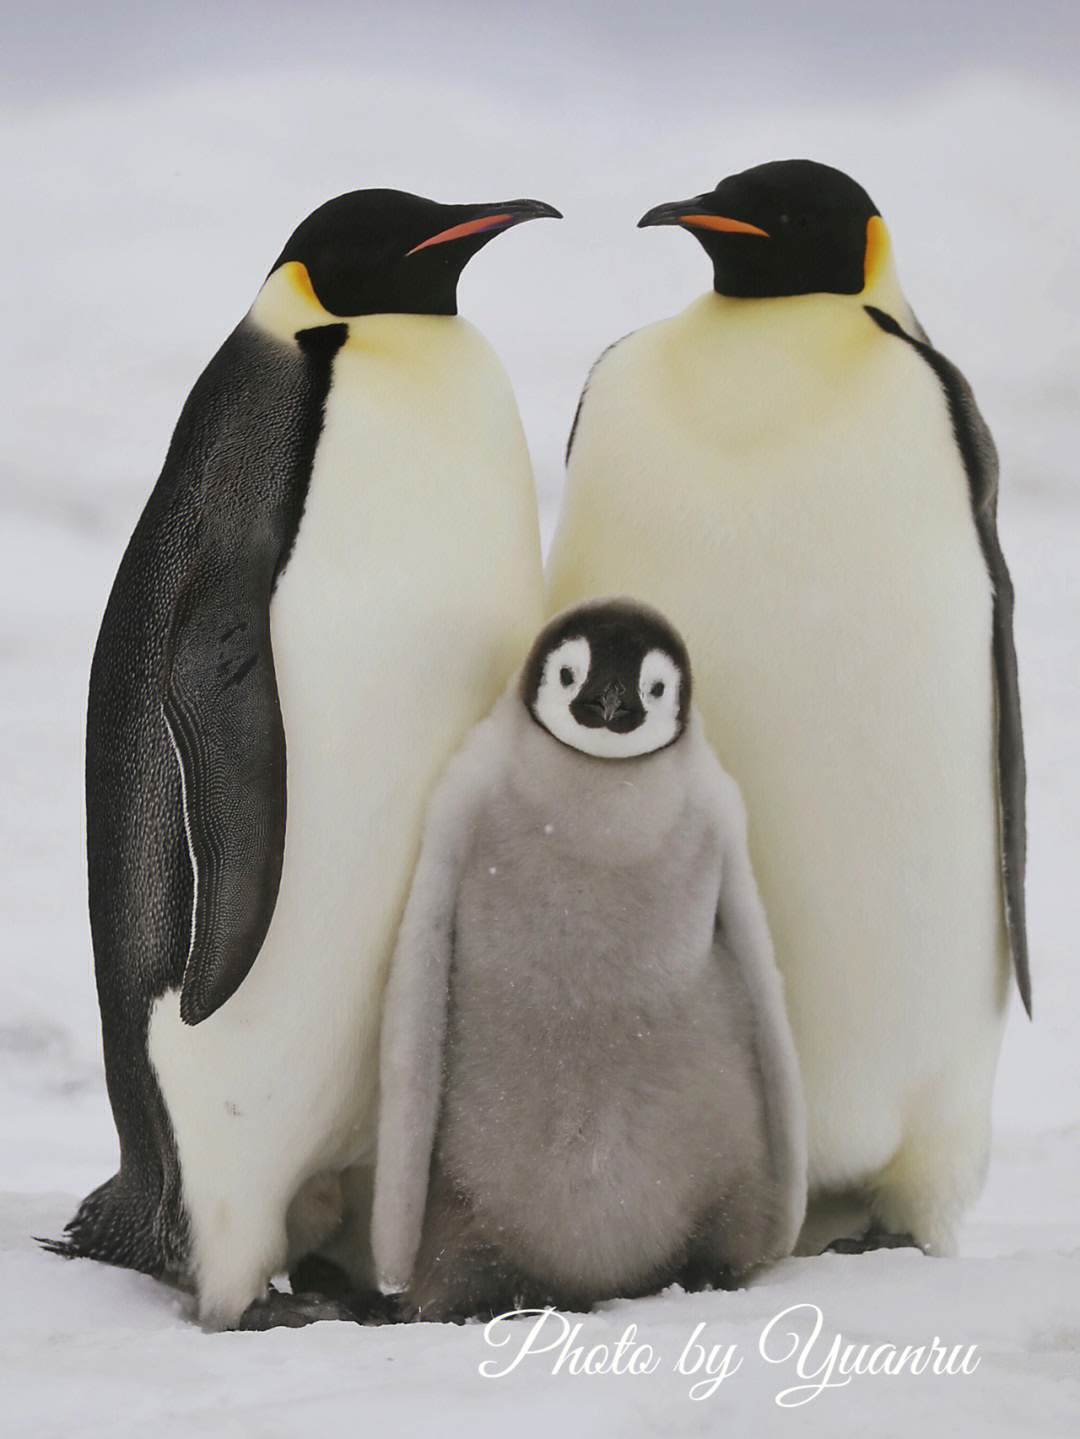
left=52, top=318, right=344, bottom=1273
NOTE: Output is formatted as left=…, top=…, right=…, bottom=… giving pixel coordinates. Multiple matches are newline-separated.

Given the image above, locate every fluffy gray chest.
left=437, top=789, right=762, bottom=1281
left=454, top=785, right=719, bottom=1002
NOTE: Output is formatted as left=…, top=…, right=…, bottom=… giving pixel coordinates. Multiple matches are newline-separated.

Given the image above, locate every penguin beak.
left=579, top=681, right=641, bottom=727
left=407, top=199, right=562, bottom=255
left=638, top=198, right=770, bottom=238
left=599, top=682, right=624, bottom=724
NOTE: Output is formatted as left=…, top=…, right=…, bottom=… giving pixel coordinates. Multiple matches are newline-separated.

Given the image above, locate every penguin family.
left=52, top=160, right=1027, bottom=1324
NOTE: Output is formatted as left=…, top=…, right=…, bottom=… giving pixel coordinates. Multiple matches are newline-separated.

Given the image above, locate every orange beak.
left=679, top=215, right=770, bottom=238
left=407, top=213, right=516, bottom=255
left=407, top=200, right=561, bottom=256
left=639, top=198, right=770, bottom=238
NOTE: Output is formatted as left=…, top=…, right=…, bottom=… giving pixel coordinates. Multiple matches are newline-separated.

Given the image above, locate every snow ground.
left=2, top=6, right=1079, bottom=1435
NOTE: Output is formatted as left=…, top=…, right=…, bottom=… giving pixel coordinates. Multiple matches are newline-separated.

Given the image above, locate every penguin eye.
left=779, top=213, right=790, bottom=226
left=560, top=666, right=575, bottom=688
left=649, top=681, right=665, bottom=698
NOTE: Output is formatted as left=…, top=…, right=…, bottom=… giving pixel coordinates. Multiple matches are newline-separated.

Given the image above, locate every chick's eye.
left=650, top=681, right=665, bottom=698
left=560, top=666, right=575, bottom=688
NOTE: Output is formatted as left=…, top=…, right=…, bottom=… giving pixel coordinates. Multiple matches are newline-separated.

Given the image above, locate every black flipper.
left=866, top=305, right=1030, bottom=1016
left=46, top=317, right=346, bottom=1274
left=564, top=335, right=630, bottom=464
left=163, top=545, right=286, bottom=1025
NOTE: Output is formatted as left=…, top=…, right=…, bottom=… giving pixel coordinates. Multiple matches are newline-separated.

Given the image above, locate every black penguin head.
left=521, top=599, right=692, bottom=760
left=269, top=189, right=561, bottom=318
left=639, top=160, right=883, bottom=299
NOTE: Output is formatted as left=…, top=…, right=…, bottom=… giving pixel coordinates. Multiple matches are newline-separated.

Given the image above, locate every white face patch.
left=532, top=639, right=684, bottom=760
left=532, top=637, right=592, bottom=747
left=636, top=648, right=683, bottom=748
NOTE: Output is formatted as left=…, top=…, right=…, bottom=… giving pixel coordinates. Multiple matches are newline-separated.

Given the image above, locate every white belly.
left=548, top=294, right=1009, bottom=1193
left=149, top=315, right=541, bottom=1311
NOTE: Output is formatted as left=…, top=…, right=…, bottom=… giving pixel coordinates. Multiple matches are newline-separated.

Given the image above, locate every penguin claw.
left=675, top=1256, right=739, bottom=1293
left=338, top=1289, right=403, bottom=1324
left=825, top=1225, right=922, bottom=1255
left=238, top=1287, right=360, bottom=1330
left=288, top=1255, right=403, bottom=1324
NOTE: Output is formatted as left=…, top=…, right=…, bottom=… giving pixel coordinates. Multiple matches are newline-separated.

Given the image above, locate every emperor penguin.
left=546, top=160, right=1028, bottom=1256
left=372, top=599, right=807, bottom=1321
left=49, top=189, right=559, bottom=1328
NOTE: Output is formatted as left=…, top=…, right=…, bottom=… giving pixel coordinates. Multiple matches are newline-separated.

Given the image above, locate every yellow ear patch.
left=249, top=260, right=334, bottom=342
left=863, top=215, right=890, bottom=291
left=288, top=261, right=320, bottom=304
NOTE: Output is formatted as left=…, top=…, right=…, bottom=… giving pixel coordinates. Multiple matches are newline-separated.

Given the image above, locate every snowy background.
left=2, top=1, right=1078, bottom=1434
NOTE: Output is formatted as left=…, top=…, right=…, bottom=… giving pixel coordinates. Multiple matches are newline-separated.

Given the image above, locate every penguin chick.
left=372, top=598, right=807, bottom=1321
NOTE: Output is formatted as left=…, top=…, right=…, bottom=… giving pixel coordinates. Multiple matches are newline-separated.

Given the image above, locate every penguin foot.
left=238, top=1285, right=360, bottom=1330
left=825, top=1224, right=922, bottom=1255
left=288, top=1254, right=354, bottom=1304
left=675, top=1257, right=739, bottom=1293
left=289, top=1255, right=402, bottom=1324
left=342, top=1289, right=403, bottom=1324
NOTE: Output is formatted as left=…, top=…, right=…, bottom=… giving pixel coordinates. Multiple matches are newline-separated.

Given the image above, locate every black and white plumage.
left=49, top=189, right=558, bottom=1327
left=373, top=599, right=807, bottom=1320
left=547, top=160, right=1027, bottom=1257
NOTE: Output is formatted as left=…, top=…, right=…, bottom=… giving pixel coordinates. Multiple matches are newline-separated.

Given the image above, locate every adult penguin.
left=546, top=159, right=1027, bottom=1256
left=49, top=188, right=558, bottom=1327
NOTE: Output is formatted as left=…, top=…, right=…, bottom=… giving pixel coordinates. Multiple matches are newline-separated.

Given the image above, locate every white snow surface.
left=2, top=6, right=1079, bottom=1435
